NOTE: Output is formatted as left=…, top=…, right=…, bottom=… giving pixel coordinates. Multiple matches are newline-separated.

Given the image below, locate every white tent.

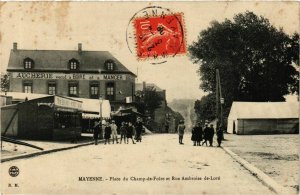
left=227, top=101, right=299, bottom=134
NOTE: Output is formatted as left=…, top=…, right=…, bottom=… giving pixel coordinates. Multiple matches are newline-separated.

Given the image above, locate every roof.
left=7, top=49, right=136, bottom=76
left=228, top=101, right=299, bottom=120
left=135, top=83, right=163, bottom=91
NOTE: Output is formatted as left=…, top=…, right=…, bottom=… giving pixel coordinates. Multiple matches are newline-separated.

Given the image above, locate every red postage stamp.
left=133, top=13, right=186, bottom=60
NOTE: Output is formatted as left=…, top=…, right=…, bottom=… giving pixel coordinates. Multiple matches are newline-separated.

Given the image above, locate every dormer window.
left=105, top=59, right=115, bottom=71
left=69, top=59, right=79, bottom=70
left=24, top=58, right=34, bottom=69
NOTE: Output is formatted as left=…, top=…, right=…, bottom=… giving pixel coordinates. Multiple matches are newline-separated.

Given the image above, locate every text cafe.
left=16, top=95, right=82, bottom=140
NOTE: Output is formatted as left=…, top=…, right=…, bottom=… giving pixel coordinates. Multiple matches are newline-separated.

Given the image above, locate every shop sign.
left=54, top=96, right=82, bottom=111
left=10, top=72, right=128, bottom=81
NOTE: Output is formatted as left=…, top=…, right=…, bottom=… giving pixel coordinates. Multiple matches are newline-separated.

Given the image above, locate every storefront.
left=16, top=95, right=82, bottom=140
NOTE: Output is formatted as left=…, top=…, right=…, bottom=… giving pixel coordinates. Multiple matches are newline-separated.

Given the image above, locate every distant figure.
left=93, top=121, right=100, bottom=145
left=202, top=124, right=209, bottom=146
left=104, top=122, right=112, bottom=144
left=135, top=117, right=143, bottom=142
left=177, top=120, right=185, bottom=145
left=217, top=125, right=224, bottom=147
left=126, top=122, right=136, bottom=144
left=191, top=122, right=203, bottom=146
left=208, top=124, right=215, bottom=147
left=119, top=122, right=127, bottom=144
left=111, top=120, right=119, bottom=144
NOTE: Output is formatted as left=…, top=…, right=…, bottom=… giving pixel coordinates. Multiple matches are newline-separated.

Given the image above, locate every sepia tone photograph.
left=0, top=1, right=299, bottom=194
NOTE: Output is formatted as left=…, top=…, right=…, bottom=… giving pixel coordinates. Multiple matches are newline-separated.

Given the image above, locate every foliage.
left=189, top=11, right=299, bottom=103
left=135, top=86, right=163, bottom=115
left=194, top=93, right=216, bottom=124
left=189, top=11, right=299, bottom=124
left=1, top=73, right=9, bottom=92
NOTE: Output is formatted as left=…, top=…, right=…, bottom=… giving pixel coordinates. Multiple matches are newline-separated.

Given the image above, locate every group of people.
left=192, top=123, right=224, bottom=147
left=93, top=117, right=144, bottom=145
left=177, top=120, right=224, bottom=147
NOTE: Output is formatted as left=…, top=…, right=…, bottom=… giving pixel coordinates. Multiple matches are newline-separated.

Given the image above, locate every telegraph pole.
left=216, top=69, right=220, bottom=130
left=216, top=69, right=225, bottom=135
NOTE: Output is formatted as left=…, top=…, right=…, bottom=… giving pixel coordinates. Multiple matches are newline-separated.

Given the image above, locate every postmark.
left=126, top=6, right=186, bottom=63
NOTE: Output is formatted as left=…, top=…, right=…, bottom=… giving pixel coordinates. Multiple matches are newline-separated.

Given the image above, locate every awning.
left=111, top=107, right=146, bottom=117
left=70, top=97, right=111, bottom=118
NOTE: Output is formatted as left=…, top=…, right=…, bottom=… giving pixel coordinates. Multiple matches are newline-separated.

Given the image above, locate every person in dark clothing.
left=104, top=122, right=112, bottom=144
left=191, top=122, right=203, bottom=146
left=217, top=125, right=224, bottom=147
left=126, top=122, right=136, bottom=144
left=119, top=122, right=127, bottom=144
left=93, top=121, right=100, bottom=145
left=202, top=124, right=209, bottom=146
left=135, top=117, right=143, bottom=142
left=208, top=124, right=215, bottom=147
left=177, top=120, right=185, bottom=144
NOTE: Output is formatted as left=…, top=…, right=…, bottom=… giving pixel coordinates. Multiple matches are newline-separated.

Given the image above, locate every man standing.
left=127, top=122, right=136, bottom=144
left=202, top=124, right=209, bottom=146
left=110, top=120, right=119, bottom=144
left=177, top=120, right=185, bottom=145
left=104, top=122, right=112, bottom=145
left=217, top=125, right=224, bottom=147
left=208, top=124, right=215, bottom=147
left=135, top=117, right=143, bottom=142
left=119, top=122, right=127, bottom=144
left=93, top=121, right=100, bottom=145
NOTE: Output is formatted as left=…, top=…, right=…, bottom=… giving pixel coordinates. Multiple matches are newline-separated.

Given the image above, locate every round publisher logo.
left=9, top=166, right=19, bottom=177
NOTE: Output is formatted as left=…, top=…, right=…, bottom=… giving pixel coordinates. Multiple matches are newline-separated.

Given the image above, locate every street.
left=1, top=134, right=275, bottom=194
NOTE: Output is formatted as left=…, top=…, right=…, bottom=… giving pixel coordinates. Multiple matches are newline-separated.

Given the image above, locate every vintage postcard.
left=0, top=1, right=299, bottom=194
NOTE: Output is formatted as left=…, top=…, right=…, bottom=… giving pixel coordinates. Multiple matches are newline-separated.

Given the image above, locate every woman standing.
left=104, top=122, right=112, bottom=144
left=177, top=120, right=185, bottom=145
left=191, top=122, right=202, bottom=146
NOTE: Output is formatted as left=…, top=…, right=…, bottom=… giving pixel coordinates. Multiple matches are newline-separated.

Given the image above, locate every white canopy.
left=68, top=97, right=111, bottom=118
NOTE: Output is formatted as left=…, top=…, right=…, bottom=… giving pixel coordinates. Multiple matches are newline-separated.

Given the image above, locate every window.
left=106, top=82, right=115, bottom=101
left=48, top=82, right=56, bottom=95
left=23, top=82, right=32, bottom=93
left=69, top=59, right=79, bottom=70
left=69, top=82, right=78, bottom=97
left=105, top=59, right=115, bottom=71
left=24, top=58, right=34, bottom=69
left=90, top=83, right=99, bottom=99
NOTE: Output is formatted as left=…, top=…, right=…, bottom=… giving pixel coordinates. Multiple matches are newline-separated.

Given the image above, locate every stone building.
left=6, top=43, right=136, bottom=111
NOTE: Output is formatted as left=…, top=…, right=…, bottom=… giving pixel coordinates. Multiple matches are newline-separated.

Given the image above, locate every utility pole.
left=216, top=69, right=225, bottom=134
left=216, top=69, right=220, bottom=130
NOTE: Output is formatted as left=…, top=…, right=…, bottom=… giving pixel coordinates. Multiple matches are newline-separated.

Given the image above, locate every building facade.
left=7, top=43, right=136, bottom=111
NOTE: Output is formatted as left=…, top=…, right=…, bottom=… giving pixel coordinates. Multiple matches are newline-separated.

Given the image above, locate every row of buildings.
left=1, top=43, right=180, bottom=140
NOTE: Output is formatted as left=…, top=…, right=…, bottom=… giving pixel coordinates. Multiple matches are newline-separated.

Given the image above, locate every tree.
left=135, top=86, right=163, bottom=116
left=189, top=11, right=299, bottom=122
left=194, top=93, right=216, bottom=124
left=1, top=73, right=9, bottom=93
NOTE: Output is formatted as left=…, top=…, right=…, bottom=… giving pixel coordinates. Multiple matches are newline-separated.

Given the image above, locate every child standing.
left=119, top=122, right=127, bottom=144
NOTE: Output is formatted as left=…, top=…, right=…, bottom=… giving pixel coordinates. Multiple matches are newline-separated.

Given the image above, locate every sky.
left=0, top=1, right=299, bottom=101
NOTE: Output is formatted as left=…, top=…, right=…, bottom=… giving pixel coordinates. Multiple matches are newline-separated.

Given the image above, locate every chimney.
left=78, top=43, right=82, bottom=53
left=13, top=42, right=17, bottom=51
